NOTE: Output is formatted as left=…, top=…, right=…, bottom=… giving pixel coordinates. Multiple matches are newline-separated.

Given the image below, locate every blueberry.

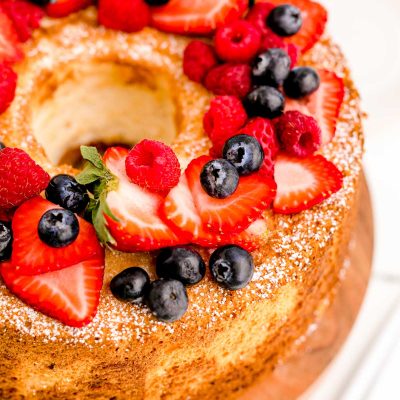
left=267, top=5, right=303, bottom=37
left=283, top=67, right=320, bottom=99
left=0, top=222, right=12, bottom=262
left=200, top=159, right=239, bottom=199
left=144, top=0, right=170, bottom=5
left=156, top=247, right=205, bottom=286
left=244, top=86, right=285, bottom=119
left=38, top=209, right=79, bottom=248
left=252, top=48, right=291, bottom=87
left=146, top=279, right=188, bottom=323
left=110, top=267, right=150, bottom=304
left=0, top=142, right=6, bottom=151
left=46, top=174, right=89, bottom=214
left=28, top=0, right=50, bottom=5
left=209, top=245, right=254, bottom=290
left=223, top=134, right=264, bottom=176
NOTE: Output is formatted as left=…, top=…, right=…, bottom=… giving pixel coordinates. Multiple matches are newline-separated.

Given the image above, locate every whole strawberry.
left=0, top=148, right=50, bottom=209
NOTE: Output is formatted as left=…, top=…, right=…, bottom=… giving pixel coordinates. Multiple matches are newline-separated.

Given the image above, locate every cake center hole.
left=31, top=62, right=179, bottom=167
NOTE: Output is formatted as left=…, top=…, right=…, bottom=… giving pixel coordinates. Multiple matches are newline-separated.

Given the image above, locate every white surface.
left=307, top=1, right=400, bottom=399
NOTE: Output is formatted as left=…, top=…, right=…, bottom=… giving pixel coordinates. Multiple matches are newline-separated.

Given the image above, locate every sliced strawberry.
left=103, top=147, right=182, bottom=252
left=285, top=70, right=345, bottom=145
left=0, top=9, right=23, bottom=64
left=273, top=154, right=343, bottom=214
left=11, top=197, right=104, bottom=275
left=0, top=258, right=104, bottom=327
left=161, top=173, right=268, bottom=251
left=150, top=0, right=248, bottom=35
left=185, top=155, right=276, bottom=234
left=45, top=0, right=92, bottom=18
left=268, top=0, right=327, bottom=53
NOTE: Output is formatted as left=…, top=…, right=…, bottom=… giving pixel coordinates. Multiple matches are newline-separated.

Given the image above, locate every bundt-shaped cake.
left=0, top=1, right=363, bottom=399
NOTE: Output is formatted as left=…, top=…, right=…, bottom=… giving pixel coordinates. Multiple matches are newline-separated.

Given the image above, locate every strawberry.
left=1, top=0, right=44, bottom=42
left=185, top=155, right=276, bottom=234
left=161, top=173, right=268, bottom=251
left=0, top=257, right=104, bottom=327
left=285, top=70, right=345, bottom=145
left=11, top=197, right=104, bottom=275
left=267, top=0, right=328, bottom=53
left=45, top=0, right=92, bottom=18
left=0, top=63, right=17, bottom=114
left=102, top=147, right=182, bottom=252
left=273, top=154, right=343, bottom=214
left=150, top=0, right=248, bottom=35
left=0, top=9, right=23, bottom=64
left=0, top=148, right=50, bottom=209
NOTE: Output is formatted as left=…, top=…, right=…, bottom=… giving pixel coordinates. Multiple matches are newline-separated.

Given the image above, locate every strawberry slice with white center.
left=0, top=9, right=23, bottom=64
left=185, top=155, right=276, bottom=234
left=285, top=70, right=345, bottom=145
left=0, top=258, right=104, bottom=328
left=273, top=154, right=343, bottom=214
left=161, top=173, right=269, bottom=251
left=150, top=0, right=248, bottom=35
left=267, top=0, right=328, bottom=53
left=103, top=147, right=182, bottom=252
left=12, top=197, right=104, bottom=276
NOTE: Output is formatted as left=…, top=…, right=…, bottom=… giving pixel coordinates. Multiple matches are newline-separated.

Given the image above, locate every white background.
left=305, top=0, right=400, bottom=399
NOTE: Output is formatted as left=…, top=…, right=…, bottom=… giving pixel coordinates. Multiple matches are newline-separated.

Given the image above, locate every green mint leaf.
left=80, top=146, right=104, bottom=169
left=76, top=163, right=104, bottom=185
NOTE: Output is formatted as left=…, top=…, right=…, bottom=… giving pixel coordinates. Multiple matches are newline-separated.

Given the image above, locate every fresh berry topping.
left=145, top=0, right=170, bottom=5
left=0, top=142, right=6, bottom=150
left=238, top=117, right=278, bottom=178
left=1, top=0, right=44, bottom=42
left=0, top=63, right=17, bottom=115
left=0, top=257, right=104, bottom=327
left=258, top=34, right=299, bottom=68
left=0, top=222, right=12, bottom=262
left=0, top=148, right=50, bottom=209
left=98, top=0, right=150, bottom=32
left=151, top=0, right=248, bottom=35
left=200, top=159, right=239, bottom=199
left=45, top=0, right=92, bottom=18
left=110, top=267, right=150, bottom=304
left=38, top=209, right=79, bottom=248
left=146, top=279, right=188, bottom=322
left=223, top=134, right=264, bottom=176
left=273, top=154, right=343, bottom=214
left=186, top=155, right=276, bottom=233
left=12, top=197, right=103, bottom=275
left=285, top=70, right=344, bottom=145
left=284, top=67, right=320, bottom=99
left=244, top=86, right=285, bottom=119
left=156, top=247, right=205, bottom=286
left=103, top=147, right=182, bottom=251
left=252, top=48, right=291, bottom=87
left=246, top=2, right=276, bottom=37
left=29, top=0, right=50, bottom=5
left=0, top=9, right=22, bottom=63
left=45, top=174, right=89, bottom=213
left=125, top=140, right=180, bottom=194
left=204, top=63, right=252, bottom=99
left=203, top=95, right=247, bottom=143
left=183, top=40, right=218, bottom=83
left=209, top=245, right=254, bottom=290
left=286, top=43, right=299, bottom=67
left=214, top=20, right=261, bottom=63
left=267, top=5, right=302, bottom=37
left=276, top=110, right=321, bottom=157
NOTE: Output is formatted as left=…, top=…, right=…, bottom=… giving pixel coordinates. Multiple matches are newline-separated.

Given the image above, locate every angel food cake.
left=0, top=0, right=363, bottom=399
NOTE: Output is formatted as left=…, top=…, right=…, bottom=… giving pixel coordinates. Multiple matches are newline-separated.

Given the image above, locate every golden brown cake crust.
left=0, top=8, right=364, bottom=400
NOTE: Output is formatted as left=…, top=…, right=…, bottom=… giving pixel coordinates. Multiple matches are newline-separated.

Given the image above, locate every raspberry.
left=246, top=2, right=275, bottom=37
left=183, top=40, right=218, bottom=83
left=125, top=140, right=181, bottom=194
left=0, top=148, right=50, bottom=209
left=214, top=20, right=262, bottom=63
left=203, top=96, right=247, bottom=146
left=1, top=0, right=44, bottom=42
left=238, top=117, right=280, bottom=178
left=204, top=64, right=252, bottom=99
left=98, top=0, right=150, bottom=33
left=276, top=111, right=322, bottom=157
left=0, top=63, right=17, bottom=115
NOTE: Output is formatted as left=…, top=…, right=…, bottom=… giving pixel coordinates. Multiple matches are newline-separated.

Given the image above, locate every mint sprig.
left=76, top=146, right=118, bottom=246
